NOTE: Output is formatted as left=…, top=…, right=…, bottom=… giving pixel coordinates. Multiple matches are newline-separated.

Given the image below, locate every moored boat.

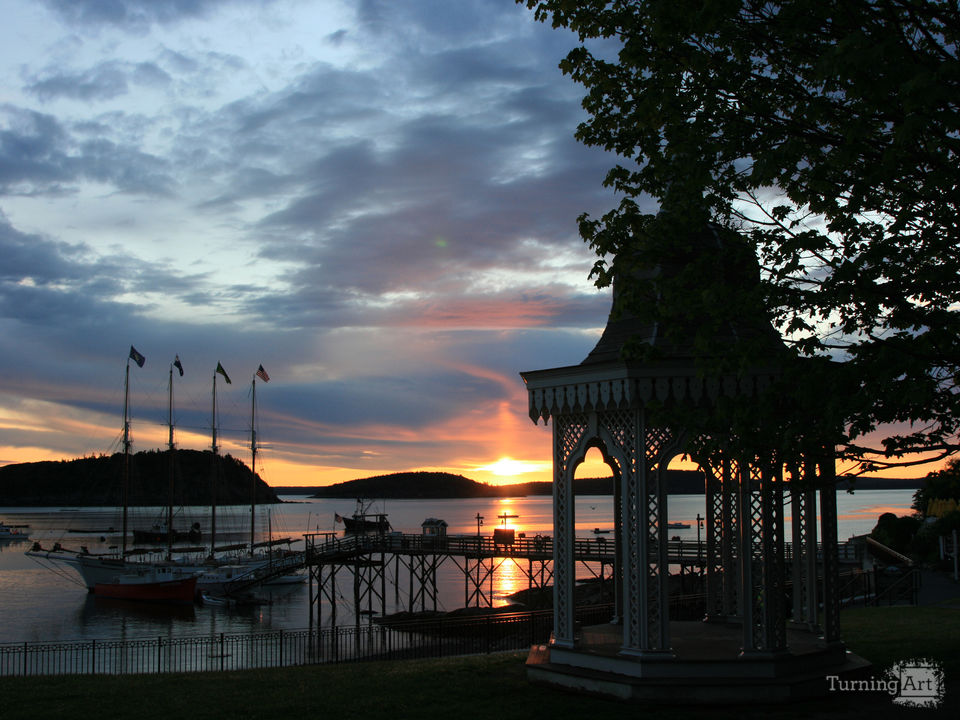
left=336, top=499, right=390, bottom=534
left=25, top=353, right=295, bottom=603
left=25, top=349, right=203, bottom=606
left=0, top=522, right=30, bottom=540
left=27, top=542, right=200, bottom=600
left=94, top=572, right=197, bottom=605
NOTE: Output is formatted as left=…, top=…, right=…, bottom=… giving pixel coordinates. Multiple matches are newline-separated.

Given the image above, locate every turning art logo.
left=827, top=658, right=944, bottom=709
left=888, top=659, right=945, bottom=709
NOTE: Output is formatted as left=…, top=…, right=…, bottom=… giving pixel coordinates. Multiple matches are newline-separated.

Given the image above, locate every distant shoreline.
left=273, top=473, right=923, bottom=499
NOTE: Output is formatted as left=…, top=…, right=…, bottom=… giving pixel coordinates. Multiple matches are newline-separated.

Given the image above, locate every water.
left=0, top=489, right=915, bottom=644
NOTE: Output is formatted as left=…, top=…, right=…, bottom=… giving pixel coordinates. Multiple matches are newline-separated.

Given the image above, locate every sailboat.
left=27, top=348, right=199, bottom=605
left=133, top=357, right=201, bottom=549
left=186, top=364, right=303, bottom=595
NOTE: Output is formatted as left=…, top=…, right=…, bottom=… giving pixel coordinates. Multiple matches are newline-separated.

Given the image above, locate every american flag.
left=256, top=364, right=270, bottom=382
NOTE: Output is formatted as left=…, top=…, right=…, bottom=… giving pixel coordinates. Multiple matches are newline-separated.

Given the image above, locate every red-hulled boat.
left=94, top=571, right=198, bottom=605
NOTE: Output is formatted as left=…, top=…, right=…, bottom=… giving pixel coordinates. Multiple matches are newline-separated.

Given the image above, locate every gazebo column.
left=551, top=414, right=585, bottom=649
left=620, top=414, right=672, bottom=657
left=790, top=461, right=820, bottom=630
left=613, top=469, right=623, bottom=624
left=705, top=454, right=742, bottom=622
left=739, top=459, right=788, bottom=656
left=704, top=461, right=720, bottom=619
left=766, top=466, right=788, bottom=648
left=722, top=456, right=740, bottom=618
left=818, top=456, right=842, bottom=647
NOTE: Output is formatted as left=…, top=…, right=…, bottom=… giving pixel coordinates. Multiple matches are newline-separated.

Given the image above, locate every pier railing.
left=0, top=604, right=615, bottom=678
left=304, top=532, right=863, bottom=567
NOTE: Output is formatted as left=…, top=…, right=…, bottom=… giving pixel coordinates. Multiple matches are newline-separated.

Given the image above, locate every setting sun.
left=478, top=457, right=546, bottom=477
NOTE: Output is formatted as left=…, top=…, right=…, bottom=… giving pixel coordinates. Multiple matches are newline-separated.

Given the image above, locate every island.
left=0, top=450, right=280, bottom=506
left=292, top=470, right=921, bottom=499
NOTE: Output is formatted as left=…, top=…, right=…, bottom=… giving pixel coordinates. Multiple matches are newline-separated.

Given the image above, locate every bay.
left=0, top=489, right=915, bottom=644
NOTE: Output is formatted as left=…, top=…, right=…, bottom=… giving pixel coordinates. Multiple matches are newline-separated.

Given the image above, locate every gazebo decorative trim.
left=523, top=365, right=777, bottom=423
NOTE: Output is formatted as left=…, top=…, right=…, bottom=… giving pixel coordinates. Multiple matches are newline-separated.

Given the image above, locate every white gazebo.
left=520, top=226, right=869, bottom=703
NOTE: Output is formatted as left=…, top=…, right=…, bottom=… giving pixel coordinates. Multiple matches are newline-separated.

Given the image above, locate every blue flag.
left=129, top=346, right=145, bottom=368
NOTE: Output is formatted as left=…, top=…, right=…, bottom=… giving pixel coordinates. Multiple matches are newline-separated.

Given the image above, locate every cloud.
left=38, top=0, right=276, bottom=32
left=0, top=0, right=621, bottom=484
left=0, top=105, right=174, bottom=195
left=25, top=60, right=171, bottom=102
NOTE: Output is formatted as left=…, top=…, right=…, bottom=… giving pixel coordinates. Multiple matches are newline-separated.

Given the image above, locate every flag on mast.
left=129, top=346, right=145, bottom=368
left=256, top=364, right=270, bottom=383
left=174, top=355, right=184, bottom=376
left=216, top=362, right=232, bottom=384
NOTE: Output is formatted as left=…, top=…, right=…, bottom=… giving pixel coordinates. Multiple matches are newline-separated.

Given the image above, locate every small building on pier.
left=421, top=518, right=448, bottom=539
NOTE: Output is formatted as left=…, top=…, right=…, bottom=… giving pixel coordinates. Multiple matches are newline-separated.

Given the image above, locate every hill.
left=301, top=470, right=922, bottom=499
left=308, top=469, right=709, bottom=499
left=506, top=470, right=707, bottom=496
left=310, top=472, right=506, bottom=499
left=0, top=450, right=281, bottom=506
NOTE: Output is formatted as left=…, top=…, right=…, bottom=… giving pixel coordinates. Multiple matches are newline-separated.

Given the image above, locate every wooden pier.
left=213, top=530, right=863, bottom=628
left=223, top=531, right=861, bottom=630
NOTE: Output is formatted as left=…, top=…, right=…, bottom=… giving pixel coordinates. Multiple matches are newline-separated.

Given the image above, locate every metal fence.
left=836, top=566, right=921, bottom=607
left=3, top=566, right=916, bottom=679
left=0, top=605, right=615, bottom=678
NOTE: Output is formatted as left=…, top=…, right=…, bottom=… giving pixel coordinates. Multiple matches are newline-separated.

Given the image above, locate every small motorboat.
left=0, top=521, right=29, bottom=541
left=335, top=499, right=391, bottom=534
left=200, top=591, right=235, bottom=608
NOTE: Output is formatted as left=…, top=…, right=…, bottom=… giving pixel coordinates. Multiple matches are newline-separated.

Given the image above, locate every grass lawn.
left=2, top=607, right=957, bottom=720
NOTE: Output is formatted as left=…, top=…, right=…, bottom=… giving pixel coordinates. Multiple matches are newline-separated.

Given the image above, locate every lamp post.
left=476, top=513, right=484, bottom=536
left=696, top=513, right=704, bottom=563
left=498, top=512, right=519, bottom=527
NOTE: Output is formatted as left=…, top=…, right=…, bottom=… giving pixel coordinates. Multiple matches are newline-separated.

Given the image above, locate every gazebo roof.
left=520, top=225, right=787, bottom=422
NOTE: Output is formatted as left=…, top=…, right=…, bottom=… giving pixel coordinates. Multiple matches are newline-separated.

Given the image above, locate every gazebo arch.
left=520, top=226, right=867, bottom=702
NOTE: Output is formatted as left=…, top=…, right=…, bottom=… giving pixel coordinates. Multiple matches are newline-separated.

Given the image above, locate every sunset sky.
left=0, top=1, right=938, bottom=490
left=0, top=0, right=632, bottom=487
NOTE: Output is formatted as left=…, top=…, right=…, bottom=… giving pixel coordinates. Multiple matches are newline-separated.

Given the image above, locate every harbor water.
left=0, top=490, right=915, bottom=645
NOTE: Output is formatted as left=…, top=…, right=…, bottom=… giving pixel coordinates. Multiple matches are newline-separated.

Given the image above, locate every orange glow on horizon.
left=477, top=457, right=548, bottom=477
left=2, top=387, right=951, bottom=493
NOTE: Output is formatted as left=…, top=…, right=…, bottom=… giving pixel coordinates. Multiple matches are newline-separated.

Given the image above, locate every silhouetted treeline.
left=308, top=470, right=708, bottom=499
left=310, top=472, right=506, bottom=499
left=300, top=470, right=921, bottom=500
left=0, top=450, right=280, bottom=506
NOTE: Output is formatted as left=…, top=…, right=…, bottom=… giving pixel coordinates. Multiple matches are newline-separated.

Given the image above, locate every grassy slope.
left=2, top=607, right=957, bottom=720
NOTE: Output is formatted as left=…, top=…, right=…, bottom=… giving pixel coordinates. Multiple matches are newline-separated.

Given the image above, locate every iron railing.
left=0, top=605, right=615, bottom=678
left=2, top=564, right=914, bottom=678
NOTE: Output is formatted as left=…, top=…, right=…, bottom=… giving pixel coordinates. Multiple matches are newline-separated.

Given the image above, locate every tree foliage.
left=522, top=0, right=960, bottom=470
left=913, top=457, right=960, bottom=513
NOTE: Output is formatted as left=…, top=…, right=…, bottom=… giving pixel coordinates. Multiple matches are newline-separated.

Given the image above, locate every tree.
left=522, top=0, right=960, bottom=471
left=913, top=457, right=960, bottom=514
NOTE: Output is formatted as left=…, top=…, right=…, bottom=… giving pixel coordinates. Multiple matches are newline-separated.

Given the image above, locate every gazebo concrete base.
left=526, top=620, right=873, bottom=704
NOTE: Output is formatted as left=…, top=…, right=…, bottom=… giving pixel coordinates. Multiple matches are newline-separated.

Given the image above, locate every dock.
left=213, top=530, right=864, bottom=629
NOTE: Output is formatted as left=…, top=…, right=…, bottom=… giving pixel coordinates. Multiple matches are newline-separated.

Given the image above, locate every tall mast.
left=122, top=359, right=131, bottom=558
left=210, top=371, right=218, bottom=558
left=167, top=363, right=175, bottom=560
left=250, top=377, right=257, bottom=555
